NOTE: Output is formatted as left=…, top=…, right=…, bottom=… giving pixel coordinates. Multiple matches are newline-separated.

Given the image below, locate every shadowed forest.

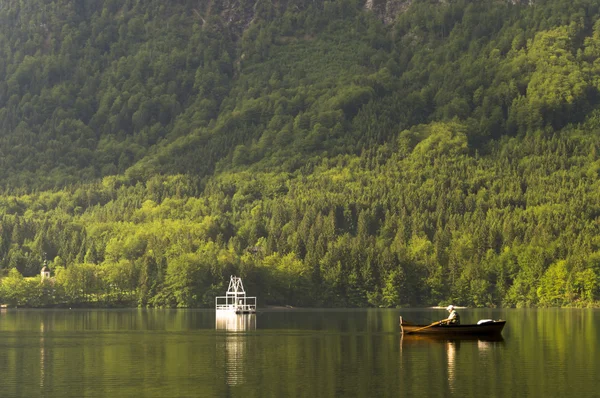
left=0, top=0, right=599, bottom=308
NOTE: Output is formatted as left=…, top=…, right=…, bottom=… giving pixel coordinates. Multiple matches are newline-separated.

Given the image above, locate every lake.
left=0, top=308, right=596, bottom=397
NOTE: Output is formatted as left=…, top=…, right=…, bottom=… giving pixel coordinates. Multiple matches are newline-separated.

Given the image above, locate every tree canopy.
left=0, top=0, right=600, bottom=308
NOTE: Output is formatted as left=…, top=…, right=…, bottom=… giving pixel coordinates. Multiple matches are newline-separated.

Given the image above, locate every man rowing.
left=441, top=305, right=460, bottom=325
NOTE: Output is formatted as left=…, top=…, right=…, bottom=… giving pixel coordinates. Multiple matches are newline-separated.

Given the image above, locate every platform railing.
left=216, top=296, right=257, bottom=312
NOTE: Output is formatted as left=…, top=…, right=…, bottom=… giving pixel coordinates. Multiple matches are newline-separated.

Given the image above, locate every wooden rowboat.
left=400, top=316, right=506, bottom=336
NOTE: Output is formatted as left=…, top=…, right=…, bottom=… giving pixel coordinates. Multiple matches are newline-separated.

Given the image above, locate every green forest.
left=0, top=0, right=599, bottom=308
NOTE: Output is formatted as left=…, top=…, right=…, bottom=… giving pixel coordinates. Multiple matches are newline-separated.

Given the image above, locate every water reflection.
left=215, top=312, right=256, bottom=331
left=400, top=334, right=505, bottom=345
left=40, top=319, right=46, bottom=390
left=447, top=341, right=456, bottom=393
left=399, top=334, right=505, bottom=394
left=1, top=309, right=600, bottom=397
left=477, top=338, right=496, bottom=353
left=216, top=313, right=256, bottom=386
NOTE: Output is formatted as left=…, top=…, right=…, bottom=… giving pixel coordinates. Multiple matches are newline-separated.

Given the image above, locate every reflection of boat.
left=447, top=340, right=456, bottom=393
left=400, top=333, right=505, bottom=344
left=400, top=316, right=506, bottom=336
left=215, top=276, right=257, bottom=314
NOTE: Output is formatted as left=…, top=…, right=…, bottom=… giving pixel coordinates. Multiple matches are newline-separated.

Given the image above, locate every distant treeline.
left=0, top=0, right=600, bottom=307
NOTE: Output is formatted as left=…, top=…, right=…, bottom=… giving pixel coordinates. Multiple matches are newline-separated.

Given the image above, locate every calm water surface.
left=0, top=308, right=597, bottom=397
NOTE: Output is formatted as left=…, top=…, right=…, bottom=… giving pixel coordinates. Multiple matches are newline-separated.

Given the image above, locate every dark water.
left=0, top=308, right=597, bottom=397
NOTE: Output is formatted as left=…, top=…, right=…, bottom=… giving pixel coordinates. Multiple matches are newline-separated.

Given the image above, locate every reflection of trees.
left=215, top=313, right=256, bottom=386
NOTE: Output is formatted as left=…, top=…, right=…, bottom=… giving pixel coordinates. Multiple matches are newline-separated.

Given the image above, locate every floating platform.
left=215, top=276, right=256, bottom=314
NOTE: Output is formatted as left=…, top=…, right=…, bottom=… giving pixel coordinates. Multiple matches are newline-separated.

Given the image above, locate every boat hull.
left=400, top=318, right=505, bottom=336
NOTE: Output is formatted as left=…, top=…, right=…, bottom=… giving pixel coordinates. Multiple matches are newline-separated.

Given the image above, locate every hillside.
left=0, top=0, right=600, bottom=308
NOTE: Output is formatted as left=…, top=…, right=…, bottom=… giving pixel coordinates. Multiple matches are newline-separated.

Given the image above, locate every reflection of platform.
left=216, top=312, right=256, bottom=331
left=216, top=313, right=256, bottom=386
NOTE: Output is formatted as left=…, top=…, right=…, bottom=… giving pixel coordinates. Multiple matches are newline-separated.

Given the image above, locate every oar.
left=404, top=319, right=446, bottom=334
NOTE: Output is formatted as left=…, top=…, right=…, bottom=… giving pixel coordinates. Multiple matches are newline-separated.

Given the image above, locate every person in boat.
left=441, top=305, right=460, bottom=325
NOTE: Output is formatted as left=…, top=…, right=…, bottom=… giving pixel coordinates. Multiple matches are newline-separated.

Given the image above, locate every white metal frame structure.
left=215, top=276, right=257, bottom=313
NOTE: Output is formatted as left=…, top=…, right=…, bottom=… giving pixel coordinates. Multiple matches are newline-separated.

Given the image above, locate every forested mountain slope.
left=0, top=0, right=599, bottom=308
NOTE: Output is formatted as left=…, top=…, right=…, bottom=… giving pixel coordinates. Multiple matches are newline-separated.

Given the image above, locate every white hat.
left=446, top=305, right=454, bottom=311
